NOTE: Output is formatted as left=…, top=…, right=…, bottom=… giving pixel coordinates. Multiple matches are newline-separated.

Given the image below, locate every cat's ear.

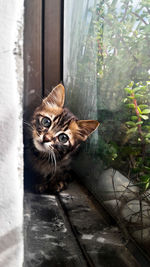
left=77, top=120, right=100, bottom=141
left=44, top=84, right=65, bottom=107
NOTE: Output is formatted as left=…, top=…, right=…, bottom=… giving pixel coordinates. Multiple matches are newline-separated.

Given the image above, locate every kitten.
left=26, top=84, right=99, bottom=194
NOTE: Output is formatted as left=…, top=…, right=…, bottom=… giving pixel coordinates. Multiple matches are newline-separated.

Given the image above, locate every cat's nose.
left=43, top=134, right=50, bottom=143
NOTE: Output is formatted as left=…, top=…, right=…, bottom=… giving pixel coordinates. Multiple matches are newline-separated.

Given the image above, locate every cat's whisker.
left=23, top=121, right=34, bottom=131
left=23, top=121, right=32, bottom=127
left=48, top=151, right=55, bottom=176
left=47, top=148, right=54, bottom=166
left=50, top=149, right=57, bottom=174
left=48, top=151, right=51, bottom=164
left=50, top=154, right=55, bottom=175
left=50, top=153, right=53, bottom=168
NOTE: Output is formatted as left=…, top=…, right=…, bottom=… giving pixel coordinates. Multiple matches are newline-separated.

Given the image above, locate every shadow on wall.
left=0, top=227, right=22, bottom=266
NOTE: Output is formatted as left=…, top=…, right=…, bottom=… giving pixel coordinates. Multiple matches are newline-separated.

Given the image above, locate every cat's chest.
left=32, top=152, right=71, bottom=177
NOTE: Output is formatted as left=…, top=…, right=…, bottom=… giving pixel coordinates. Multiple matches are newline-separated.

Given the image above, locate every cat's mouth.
left=33, top=139, right=53, bottom=153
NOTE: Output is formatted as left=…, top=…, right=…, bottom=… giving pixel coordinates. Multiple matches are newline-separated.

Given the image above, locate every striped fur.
left=27, top=84, right=99, bottom=193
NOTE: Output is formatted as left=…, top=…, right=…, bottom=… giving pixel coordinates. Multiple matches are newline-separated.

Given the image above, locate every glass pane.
left=64, top=0, right=150, bottom=255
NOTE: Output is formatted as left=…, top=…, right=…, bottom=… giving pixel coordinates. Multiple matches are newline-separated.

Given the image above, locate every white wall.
left=0, top=1, right=24, bottom=266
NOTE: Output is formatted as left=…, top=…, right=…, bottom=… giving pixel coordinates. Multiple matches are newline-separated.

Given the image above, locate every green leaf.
left=129, top=81, right=134, bottom=88
left=126, top=104, right=135, bottom=109
left=144, top=166, right=150, bottom=171
left=145, top=182, right=150, bottom=190
left=124, top=87, right=133, bottom=94
left=136, top=121, right=143, bottom=125
left=132, top=86, right=146, bottom=93
left=137, top=106, right=142, bottom=114
left=140, top=115, right=149, bottom=120
left=123, top=98, right=128, bottom=103
left=126, top=121, right=136, bottom=126
left=139, top=104, right=148, bottom=110
left=127, top=96, right=134, bottom=99
left=134, top=94, right=144, bottom=98
left=142, top=109, right=150, bottom=114
left=131, top=116, right=138, bottom=121
left=141, top=175, right=150, bottom=181
left=145, top=133, right=150, bottom=138
left=127, top=127, right=138, bottom=134
left=143, top=126, right=150, bottom=130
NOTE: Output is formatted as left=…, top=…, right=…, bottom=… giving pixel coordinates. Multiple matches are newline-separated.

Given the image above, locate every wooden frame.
left=24, top=0, right=42, bottom=112
left=24, top=0, right=63, bottom=119
left=44, top=0, right=64, bottom=95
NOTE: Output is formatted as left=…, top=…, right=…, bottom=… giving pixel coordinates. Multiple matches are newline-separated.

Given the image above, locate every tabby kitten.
left=28, top=84, right=99, bottom=193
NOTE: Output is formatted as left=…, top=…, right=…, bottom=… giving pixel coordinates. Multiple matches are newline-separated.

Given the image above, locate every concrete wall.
left=0, top=1, right=24, bottom=266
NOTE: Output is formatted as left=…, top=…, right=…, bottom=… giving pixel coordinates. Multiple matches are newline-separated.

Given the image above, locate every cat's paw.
left=35, top=183, right=48, bottom=194
left=49, top=181, right=68, bottom=194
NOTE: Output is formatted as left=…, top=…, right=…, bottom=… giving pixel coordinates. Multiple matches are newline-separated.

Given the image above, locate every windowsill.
left=24, top=181, right=144, bottom=267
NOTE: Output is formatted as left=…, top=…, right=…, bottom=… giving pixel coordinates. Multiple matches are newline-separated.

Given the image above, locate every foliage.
left=122, top=81, right=150, bottom=190
left=94, top=0, right=150, bottom=191
left=65, top=0, right=150, bottom=191
left=99, top=81, right=150, bottom=191
left=95, top=0, right=150, bottom=109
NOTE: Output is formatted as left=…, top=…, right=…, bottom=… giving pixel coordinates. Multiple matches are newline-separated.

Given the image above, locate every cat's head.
left=31, top=84, right=99, bottom=160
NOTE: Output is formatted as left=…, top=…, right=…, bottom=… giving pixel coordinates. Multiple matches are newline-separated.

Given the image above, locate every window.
left=64, top=0, right=150, bottom=256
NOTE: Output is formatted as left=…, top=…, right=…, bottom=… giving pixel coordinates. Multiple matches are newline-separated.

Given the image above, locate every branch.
left=117, top=34, right=138, bottom=63
left=131, top=11, right=148, bottom=26
left=132, top=93, right=143, bottom=138
left=121, top=2, right=129, bottom=22
left=102, top=16, right=139, bottom=63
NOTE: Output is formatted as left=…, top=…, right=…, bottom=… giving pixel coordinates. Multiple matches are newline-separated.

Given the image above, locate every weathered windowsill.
left=24, top=181, right=149, bottom=267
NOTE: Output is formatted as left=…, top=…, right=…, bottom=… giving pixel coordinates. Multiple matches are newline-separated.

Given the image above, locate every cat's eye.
left=58, top=133, right=69, bottom=143
left=41, top=117, right=51, bottom=128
